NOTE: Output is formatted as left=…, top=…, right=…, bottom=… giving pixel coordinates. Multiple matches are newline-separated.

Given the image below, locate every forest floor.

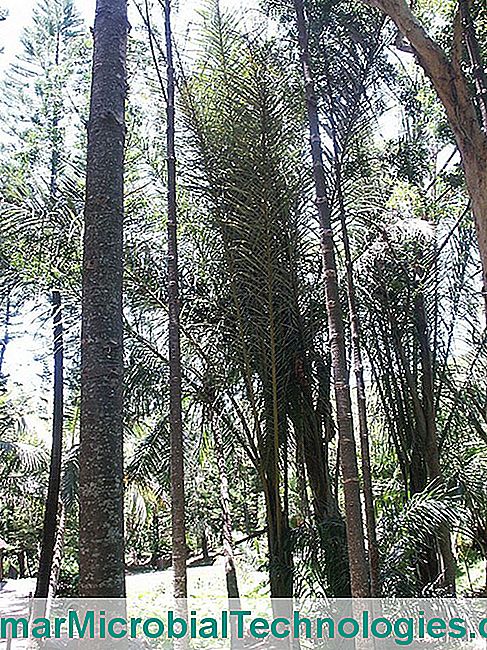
left=0, top=555, right=267, bottom=608
left=1, top=555, right=485, bottom=607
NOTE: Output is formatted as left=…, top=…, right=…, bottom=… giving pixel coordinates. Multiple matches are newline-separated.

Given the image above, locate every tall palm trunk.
left=331, top=123, right=380, bottom=595
left=79, top=0, right=128, bottom=598
left=34, top=290, right=63, bottom=602
left=293, top=0, right=370, bottom=598
left=334, top=189, right=380, bottom=594
left=165, top=0, right=187, bottom=600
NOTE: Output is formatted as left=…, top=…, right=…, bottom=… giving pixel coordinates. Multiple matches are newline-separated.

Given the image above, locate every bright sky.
left=0, top=0, right=250, bottom=441
left=0, top=0, right=95, bottom=69
left=0, top=0, right=460, bottom=442
left=0, top=0, right=252, bottom=73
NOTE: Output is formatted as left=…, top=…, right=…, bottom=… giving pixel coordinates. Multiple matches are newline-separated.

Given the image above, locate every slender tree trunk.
left=165, top=0, right=187, bottom=601
left=332, top=136, right=380, bottom=596
left=18, top=551, right=26, bottom=578
left=0, top=292, right=11, bottom=377
left=263, top=477, right=293, bottom=599
left=213, top=425, right=240, bottom=600
left=213, top=419, right=242, bottom=648
left=34, top=290, right=63, bottom=601
left=293, top=0, right=370, bottom=598
left=262, top=395, right=293, bottom=599
left=295, top=431, right=311, bottom=522
left=79, top=0, right=128, bottom=598
left=48, top=503, right=66, bottom=600
left=289, top=375, right=351, bottom=596
left=201, top=529, right=210, bottom=562
left=342, top=235, right=381, bottom=596
left=414, top=291, right=456, bottom=594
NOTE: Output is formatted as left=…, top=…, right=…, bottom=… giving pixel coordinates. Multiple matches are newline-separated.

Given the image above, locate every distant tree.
left=34, top=291, right=64, bottom=602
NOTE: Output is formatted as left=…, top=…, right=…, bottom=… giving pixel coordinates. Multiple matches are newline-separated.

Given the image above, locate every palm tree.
left=164, top=0, right=188, bottom=601
left=293, top=0, right=370, bottom=598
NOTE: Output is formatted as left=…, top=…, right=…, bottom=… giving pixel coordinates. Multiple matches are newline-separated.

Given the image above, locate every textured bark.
left=361, top=0, right=487, bottom=300
left=34, top=290, right=64, bottom=601
left=79, top=0, right=128, bottom=598
left=459, top=0, right=487, bottom=132
left=330, top=129, right=380, bottom=594
left=294, top=0, right=370, bottom=598
left=48, top=503, right=66, bottom=600
left=165, top=0, right=188, bottom=601
left=338, top=195, right=380, bottom=597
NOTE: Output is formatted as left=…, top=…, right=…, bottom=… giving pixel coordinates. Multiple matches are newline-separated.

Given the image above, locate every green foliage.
left=0, top=0, right=486, bottom=603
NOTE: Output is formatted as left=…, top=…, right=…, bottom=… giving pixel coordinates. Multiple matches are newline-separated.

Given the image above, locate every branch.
left=361, top=0, right=482, bottom=155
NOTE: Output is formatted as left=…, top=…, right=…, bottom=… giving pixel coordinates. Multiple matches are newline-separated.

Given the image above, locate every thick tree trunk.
left=34, top=291, right=63, bottom=601
left=293, top=0, right=370, bottom=598
left=165, top=0, right=188, bottom=601
left=361, top=0, right=487, bottom=300
left=79, top=0, right=128, bottom=598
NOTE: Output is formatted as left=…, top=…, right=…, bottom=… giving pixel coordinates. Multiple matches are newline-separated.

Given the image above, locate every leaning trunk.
left=459, top=0, right=487, bottom=131
left=293, top=0, right=370, bottom=598
left=48, top=503, right=66, bottom=601
left=463, top=156, right=487, bottom=305
left=79, top=0, right=128, bottom=598
left=165, top=0, right=188, bottom=600
left=34, top=290, right=64, bottom=602
left=213, top=425, right=240, bottom=600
